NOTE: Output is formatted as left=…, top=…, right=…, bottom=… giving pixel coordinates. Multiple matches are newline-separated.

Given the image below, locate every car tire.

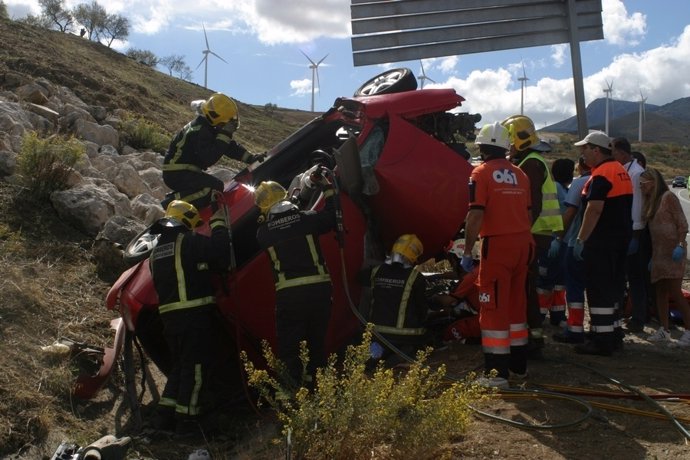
left=123, top=227, right=159, bottom=264
left=353, top=68, right=418, bottom=97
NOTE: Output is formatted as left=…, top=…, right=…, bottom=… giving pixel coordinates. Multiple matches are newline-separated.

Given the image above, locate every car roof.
left=345, top=88, right=465, bottom=119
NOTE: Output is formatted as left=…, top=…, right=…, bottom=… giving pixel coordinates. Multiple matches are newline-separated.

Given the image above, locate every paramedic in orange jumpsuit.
left=461, top=122, right=534, bottom=387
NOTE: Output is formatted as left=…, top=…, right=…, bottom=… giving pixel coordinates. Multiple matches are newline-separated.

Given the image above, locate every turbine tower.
left=603, top=80, right=613, bottom=135
left=417, top=60, right=436, bottom=89
left=518, top=62, right=529, bottom=115
left=638, top=90, right=647, bottom=143
left=196, top=23, right=228, bottom=89
left=301, top=51, right=328, bottom=112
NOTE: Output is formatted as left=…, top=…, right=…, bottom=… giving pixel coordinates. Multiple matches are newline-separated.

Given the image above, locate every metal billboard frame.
left=350, top=0, right=603, bottom=137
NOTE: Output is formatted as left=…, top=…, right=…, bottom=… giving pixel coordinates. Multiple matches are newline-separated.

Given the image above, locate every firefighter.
left=364, top=234, right=429, bottom=366
left=462, top=122, right=534, bottom=388
left=501, top=115, right=563, bottom=358
left=161, top=93, right=265, bottom=210
left=148, top=200, right=231, bottom=436
left=255, top=176, right=337, bottom=388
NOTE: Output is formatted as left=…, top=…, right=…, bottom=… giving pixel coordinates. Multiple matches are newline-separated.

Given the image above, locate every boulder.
left=73, top=119, right=119, bottom=148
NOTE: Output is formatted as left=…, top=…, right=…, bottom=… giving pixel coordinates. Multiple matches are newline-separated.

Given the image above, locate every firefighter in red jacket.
left=149, top=200, right=231, bottom=436
left=255, top=175, right=337, bottom=388
left=462, top=122, right=534, bottom=389
left=365, top=234, right=428, bottom=365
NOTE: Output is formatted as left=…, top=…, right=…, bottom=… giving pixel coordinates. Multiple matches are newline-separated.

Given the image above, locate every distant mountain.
left=544, top=97, right=690, bottom=145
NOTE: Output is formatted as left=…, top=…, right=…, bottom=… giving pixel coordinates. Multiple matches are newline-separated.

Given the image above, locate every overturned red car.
left=75, top=69, right=480, bottom=401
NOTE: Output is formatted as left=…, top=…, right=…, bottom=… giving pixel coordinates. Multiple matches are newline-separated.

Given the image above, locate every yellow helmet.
left=391, top=234, right=424, bottom=264
left=500, top=115, right=538, bottom=152
left=165, top=200, right=202, bottom=230
left=202, top=93, right=239, bottom=127
left=254, top=181, right=287, bottom=215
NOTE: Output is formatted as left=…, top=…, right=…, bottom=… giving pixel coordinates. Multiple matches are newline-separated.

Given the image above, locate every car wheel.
left=124, top=227, right=159, bottom=264
left=353, top=68, right=418, bottom=97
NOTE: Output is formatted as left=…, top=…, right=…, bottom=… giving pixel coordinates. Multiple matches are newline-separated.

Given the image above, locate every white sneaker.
left=675, top=330, right=690, bottom=348
left=474, top=376, right=509, bottom=390
left=647, top=327, right=672, bottom=342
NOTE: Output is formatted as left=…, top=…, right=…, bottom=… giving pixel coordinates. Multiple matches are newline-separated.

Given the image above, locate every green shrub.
left=17, top=132, right=84, bottom=198
left=120, top=114, right=169, bottom=153
left=242, top=326, right=488, bottom=460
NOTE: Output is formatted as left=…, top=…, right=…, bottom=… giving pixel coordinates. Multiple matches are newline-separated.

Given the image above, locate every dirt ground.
left=438, top=322, right=690, bottom=460
left=5, top=302, right=690, bottom=460
left=126, top=319, right=690, bottom=460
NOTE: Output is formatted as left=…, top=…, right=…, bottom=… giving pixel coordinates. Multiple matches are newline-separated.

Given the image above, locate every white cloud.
left=437, top=56, right=458, bottom=74
left=550, top=44, right=567, bottom=68
left=588, top=25, right=690, bottom=105
left=290, top=78, right=312, bottom=97
left=602, top=0, right=647, bottom=46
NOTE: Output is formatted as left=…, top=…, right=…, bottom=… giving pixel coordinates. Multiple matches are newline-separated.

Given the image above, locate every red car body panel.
left=369, top=114, right=472, bottom=257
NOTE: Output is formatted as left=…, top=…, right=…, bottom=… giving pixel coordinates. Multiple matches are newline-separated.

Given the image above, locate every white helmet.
left=475, top=122, right=511, bottom=151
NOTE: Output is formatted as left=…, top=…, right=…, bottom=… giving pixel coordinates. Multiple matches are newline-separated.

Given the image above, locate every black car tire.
left=124, top=226, right=159, bottom=264
left=353, top=68, right=418, bottom=97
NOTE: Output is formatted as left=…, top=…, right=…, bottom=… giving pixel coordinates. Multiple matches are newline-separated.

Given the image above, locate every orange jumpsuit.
left=469, top=157, right=534, bottom=378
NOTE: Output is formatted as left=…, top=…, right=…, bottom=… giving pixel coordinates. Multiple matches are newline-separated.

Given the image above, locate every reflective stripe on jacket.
left=256, top=191, right=337, bottom=292
left=519, top=152, right=564, bottom=234
left=267, top=235, right=331, bottom=290
left=150, top=224, right=231, bottom=314
left=163, top=116, right=248, bottom=171
left=369, top=263, right=427, bottom=336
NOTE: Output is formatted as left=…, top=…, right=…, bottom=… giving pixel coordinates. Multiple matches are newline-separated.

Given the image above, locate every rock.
left=73, top=119, right=119, bottom=148
left=0, top=150, right=17, bottom=176
left=50, top=183, right=124, bottom=236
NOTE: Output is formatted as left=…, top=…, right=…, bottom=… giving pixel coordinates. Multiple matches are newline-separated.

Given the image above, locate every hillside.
left=545, top=96, right=690, bottom=145
left=0, top=18, right=316, bottom=154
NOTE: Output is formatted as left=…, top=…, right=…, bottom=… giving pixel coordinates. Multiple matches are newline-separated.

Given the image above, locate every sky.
left=6, top=0, right=690, bottom=128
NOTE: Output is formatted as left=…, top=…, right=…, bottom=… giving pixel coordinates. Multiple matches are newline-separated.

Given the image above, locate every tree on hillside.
left=72, top=0, right=106, bottom=40
left=101, top=13, right=129, bottom=47
left=38, top=0, right=73, bottom=32
left=19, top=14, right=52, bottom=28
left=159, top=55, right=192, bottom=80
left=1, top=1, right=9, bottom=20
left=126, top=48, right=159, bottom=67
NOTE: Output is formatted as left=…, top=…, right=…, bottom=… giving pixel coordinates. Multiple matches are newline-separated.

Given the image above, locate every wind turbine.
left=603, top=80, right=613, bottom=135
left=196, top=23, right=228, bottom=89
left=518, top=62, right=529, bottom=115
left=638, top=90, right=647, bottom=142
left=417, top=60, right=436, bottom=89
left=301, top=51, right=328, bottom=112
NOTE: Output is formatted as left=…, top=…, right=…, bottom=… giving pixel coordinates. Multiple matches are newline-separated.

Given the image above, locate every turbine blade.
left=420, top=60, right=427, bottom=77
left=428, top=76, right=436, bottom=84
left=315, top=67, right=321, bottom=94
left=300, top=49, right=316, bottom=66
left=316, top=54, right=328, bottom=66
left=209, top=51, right=228, bottom=64
left=521, top=62, right=527, bottom=79
left=195, top=55, right=206, bottom=70
left=202, top=22, right=210, bottom=49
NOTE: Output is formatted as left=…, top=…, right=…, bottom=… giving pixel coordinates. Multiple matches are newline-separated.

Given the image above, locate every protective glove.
left=548, top=237, right=561, bottom=259
left=209, top=209, right=226, bottom=229
left=460, top=255, right=474, bottom=273
left=573, top=238, right=585, bottom=261
left=672, top=244, right=685, bottom=262
left=627, top=237, right=639, bottom=255
left=248, top=152, right=267, bottom=163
